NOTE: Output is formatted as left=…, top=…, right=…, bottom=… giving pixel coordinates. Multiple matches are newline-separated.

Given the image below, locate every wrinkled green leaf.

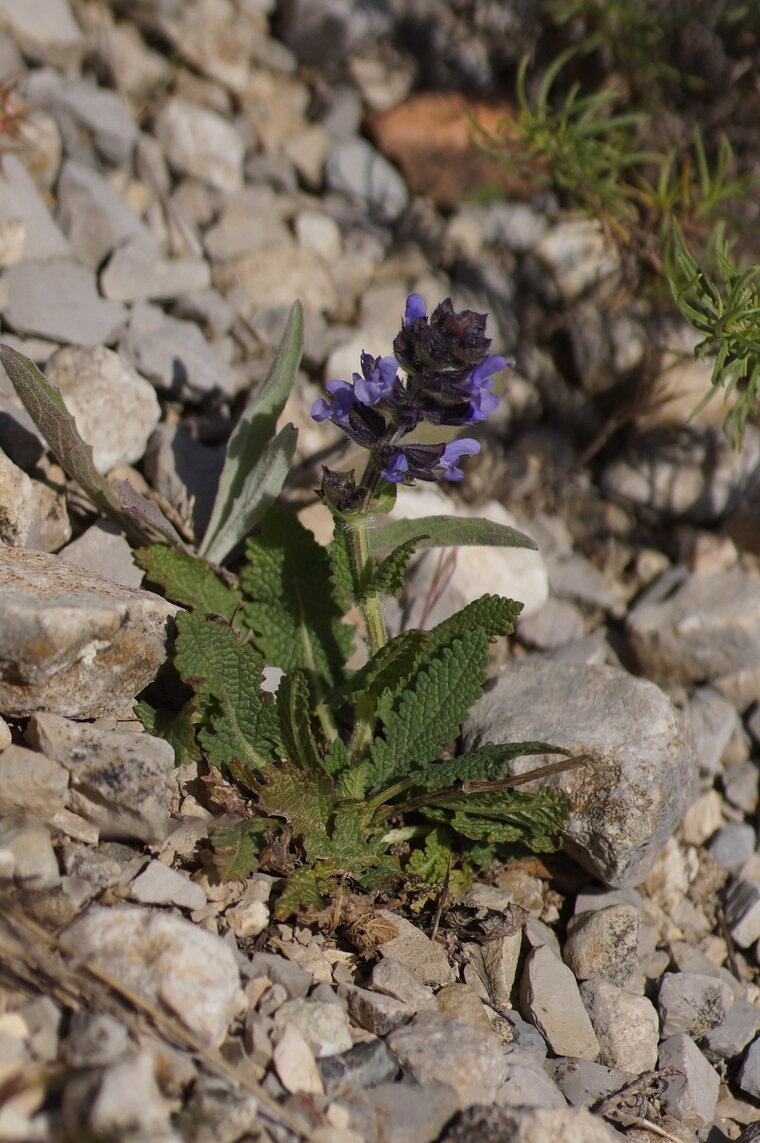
left=207, top=817, right=269, bottom=881
left=422, top=786, right=569, bottom=852
left=330, top=629, right=428, bottom=708
left=410, top=740, right=566, bottom=791
left=240, top=509, right=354, bottom=690
left=251, top=763, right=333, bottom=856
left=135, top=544, right=241, bottom=618
left=134, top=697, right=202, bottom=767
left=173, top=611, right=278, bottom=774
left=367, top=630, right=491, bottom=789
left=361, top=535, right=426, bottom=601
left=276, top=670, right=321, bottom=769
left=199, top=301, right=303, bottom=563
left=370, top=515, right=537, bottom=554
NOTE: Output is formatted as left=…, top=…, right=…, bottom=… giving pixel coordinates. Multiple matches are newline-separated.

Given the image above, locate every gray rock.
left=0, top=549, right=177, bottom=719
left=272, top=1023, right=322, bottom=1094
left=723, top=760, right=760, bottom=814
left=100, top=236, right=211, bottom=304
left=44, top=344, right=160, bottom=472
left=27, top=712, right=174, bottom=844
left=500, top=1009, right=548, bottom=1060
left=601, top=424, right=760, bottom=524
left=725, top=880, right=760, bottom=948
left=63, top=1012, right=130, bottom=1068
left=2, top=256, right=127, bottom=346
left=496, top=1048, right=567, bottom=1110
left=317, top=1039, right=399, bottom=1099
left=580, top=979, right=659, bottom=1072
left=203, top=187, right=291, bottom=262
left=0, top=0, right=84, bottom=71
left=738, top=1036, right=760, bottom=1099
left=340, top=1081, right=460, bottom=1143
left=65, top=906, right=240, bottom=1048
left=520, top=945, right=600, bottom=1061
left=377, top=910, right=456, bottom=987
left=463, top=660, right=696, bottom=887
left=653, top=969, right=731, bottom=1042
left=709, top=822, right=756, bottom=874
left=702, top=1000, right=760, bottom=1063
left=544, top=551, right=624, bottom=615
left=0, top=745, right=68, bottom=820
left=685, top=685, right=743, bottom=775
left=0, top=153, right=71, bottom=260
left=272, top=998, right=352, bottom=1058
left=325, top=136, right=408, bottom=221
left=213, top=236, right=339, bottom=318
left=439, top=1105, right=625, bottom=1143
left=343, top=984, right=412, bottom=1036
left=26, top=70, right=139, bottom=166
left=479, top=928, right=523, bottom=1007
left=387, top=1012, right=509, bottom=1109
left=129, top=859, right=206, bottom=911
left=0, top=393, right=46, bottom=469
left=658, top=1033, right=721, bottom=1132
left=627, top=565, right=760, bottom=687
left=56, top=158, right=155, bottom=269
left=154, top=97, right=244, bottom=192
left=121, top=301, right=238, bottom=396
left=547, top=1058, right=635, bottom=1108
left=535, top=217, right=620, bottom=300
left=369, top=956, right=437, bottom=1012
left=0, top=448, right=37, bottom=546
left=563, top=905, right=640, bottom=987
left=59, top=520, right=143, bottom=589
left=62, top=1050, right=175, bottom=1141
left=0, top=815, right=59, bottom=889
left=248, top=952, right=312, bottom=999
left=517, top=595, right=586, bottom=650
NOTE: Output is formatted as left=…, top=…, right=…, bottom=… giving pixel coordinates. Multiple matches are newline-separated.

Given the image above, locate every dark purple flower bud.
left=319, top=466, right=367, bottom=513
left=437, top=438, right=480, bottom=480
left=353, top=353, right=399, bottom=406
left=393, top=295, right=492, bottom=378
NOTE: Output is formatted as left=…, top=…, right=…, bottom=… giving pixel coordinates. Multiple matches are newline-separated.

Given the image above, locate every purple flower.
left=436, top=438, right=480, bottom=481
left=311, top=379, right=357, bottom=427
left=353, top=353, right=399, bottom=406
left=379, top=449, right=410, bottom=483
left=403, top=293, right=426, bottom=326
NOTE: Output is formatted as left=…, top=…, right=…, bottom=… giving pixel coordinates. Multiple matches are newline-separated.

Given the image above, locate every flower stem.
left=346, top=508, right=386, bottom=659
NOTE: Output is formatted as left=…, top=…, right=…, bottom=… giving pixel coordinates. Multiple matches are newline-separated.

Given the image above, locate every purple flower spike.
left=403, top=293, right=426, bottom=326
left=354, top=353, right=399, bottom=406
left=380, top=450, right=410, bottom=483
left=463, top=355, right=508, bottom=390
left=437, top=438, right=480, bottom=481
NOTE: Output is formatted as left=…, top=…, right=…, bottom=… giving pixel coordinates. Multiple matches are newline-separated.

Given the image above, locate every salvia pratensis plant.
left=0, top=297, right=575, bottom=918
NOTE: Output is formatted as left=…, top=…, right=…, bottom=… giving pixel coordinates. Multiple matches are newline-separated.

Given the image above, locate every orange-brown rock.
left=366, top=92, right=542, bottom=209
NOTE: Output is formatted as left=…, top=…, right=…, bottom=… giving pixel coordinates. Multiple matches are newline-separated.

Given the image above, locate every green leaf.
left=207, top=817, right=269, bottom=881
left=322, top=735, right=349, bottom=777
left=275, top=670, right=321, bottom=769
left=135, top=544, right=241, bottom=618
left=200, top=424, right=298, bottom=566
left=367, top=630, right=491, bottom=789
left=250, top=763, right=333, bottom=856
left=423, top=787, right=570, bottom=852
left=410, top=740, right=565, bottom=791
left=362, top=535, right=426, bottom=601
left=424, top=594, right=522, bottom=660
left=0, top=346, right=155, bottom=548
left=370, top=515, right=537, bottom=554
left=199, top=301, right=303, bottom=564
left=405, top=826, right=453, bottom=884
left=134, top=697, right=201, bottom=767
left=335, top=761, right=371, bottom=800
left=173, top=611, right=279, bottom=774
left=330, top=629, right=428, bottom=708
left=239, top=508, right=354, bottom=690
left=325, top=812, right=400, bottom=886
left=328, top=516, right=355, bottom=606
left=274, top=865, right=335, bottom=919
left=116, top=480, right=186, bottom=549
